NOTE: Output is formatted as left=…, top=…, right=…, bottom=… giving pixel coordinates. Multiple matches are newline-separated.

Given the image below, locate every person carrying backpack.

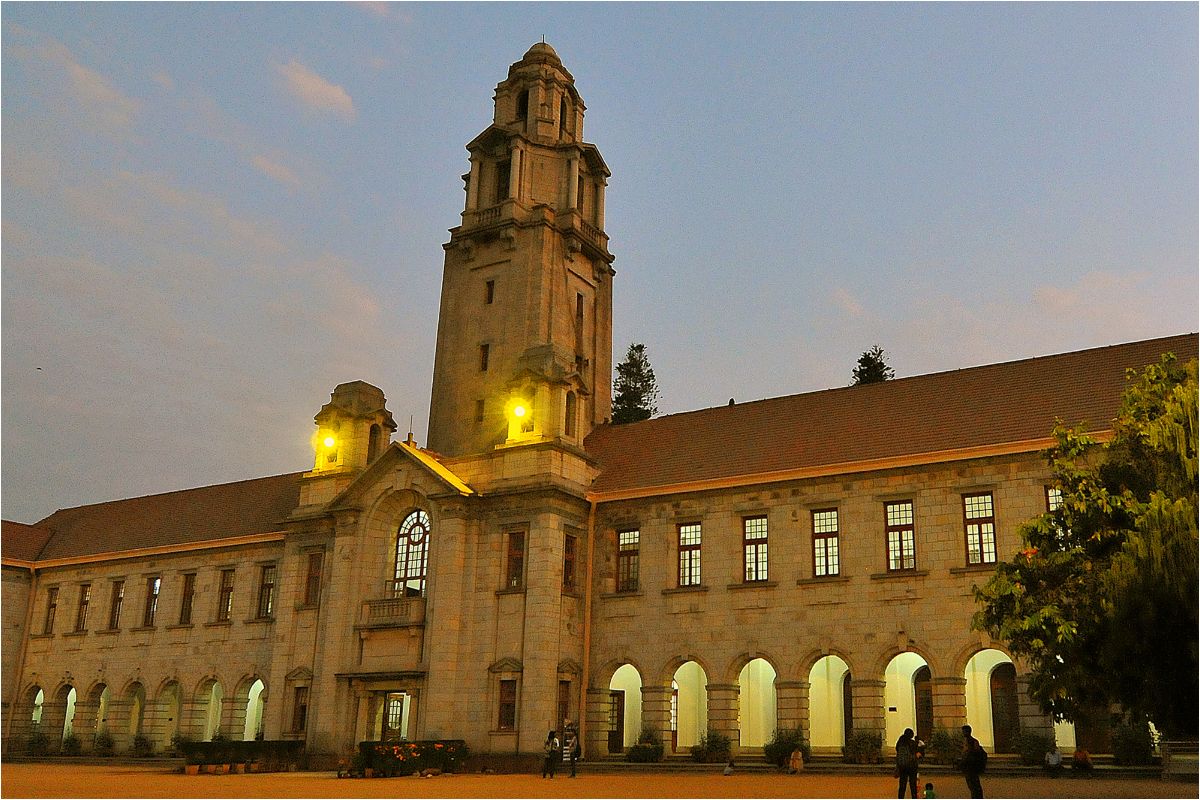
left=895, top=728, right=920, bottom=798
left=959, top=725, right=987, bottom=799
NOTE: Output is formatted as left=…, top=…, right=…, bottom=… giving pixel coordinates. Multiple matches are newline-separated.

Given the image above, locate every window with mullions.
left=506, top=531, right=526, bottom=589
left=498, top=679, right=517, bottom=731
left=75, top=584, right=91, bottom=632
left=179, top=573, right=196, bottom=625
left=964, top=493, right=997, bottom=565
left=256, top=564, right=277, bottom=619
left=812, top=509, right=840, bottom=577
left=1046, top=486, right=1063, bottom=512
left=678, top=523, right=702, bottom=587
left=743, top=516, right=768, bottom=582
left=885, top=501, right=916, bottom=572
left=216, top=569, right=235, bottom=622
left=44, top=587, right=59, bottom=634
left=562, top=533, right=577, bottom=590
left=392, top=510, right=431, bottom=598
left=143, top=576, right=161, bottom=627
left=617, top=530, right=639, bottom=593
left=107, top=580, right=125, bottom=630
left=304, top=552, right=323, bottom=606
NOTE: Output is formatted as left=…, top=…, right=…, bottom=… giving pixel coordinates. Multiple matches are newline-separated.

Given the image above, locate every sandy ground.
left=1, top=764, right=1195, bottom=799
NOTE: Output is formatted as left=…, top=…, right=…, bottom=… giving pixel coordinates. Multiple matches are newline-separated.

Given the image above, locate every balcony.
left=360, top=590, right=426, bottom=629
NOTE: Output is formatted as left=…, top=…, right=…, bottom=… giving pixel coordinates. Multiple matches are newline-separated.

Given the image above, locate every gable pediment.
left=488, top=657, right=523, bottom=674
left=327, top=441, right=473, bottom=512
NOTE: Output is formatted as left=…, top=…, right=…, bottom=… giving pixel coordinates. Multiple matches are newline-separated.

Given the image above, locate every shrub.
left=359, top=739, right=469, bottom=776
left=169, top=732, right=192, bottom=755
left=93, top=731, right=115, bottom=756
left=763, top=727, right=810, bottom=767
left=26, top=729, right=50, bottom=756
left=1013, top=729, right=1054, bottom=766
left=132, top=734, right=155, bottom=758
left=61, top=733, right=82, bottom=755
left=843, top=729, right=883, bottom=764
left=179, top=739, right=304, bottom=768
left=625, top=728, right=663, bottom=763
left=927, top=727, right=964, bottom=765
left=689, top=729, right=731, bottom=764
left=1112, top=721, right=1155, bottom=765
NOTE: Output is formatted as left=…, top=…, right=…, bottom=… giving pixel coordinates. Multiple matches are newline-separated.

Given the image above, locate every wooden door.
left=607, top=691, right=625, bottom=753
left=989, top=663, right=1019, bottom=753
left=913, top=666, right=933, bottom=744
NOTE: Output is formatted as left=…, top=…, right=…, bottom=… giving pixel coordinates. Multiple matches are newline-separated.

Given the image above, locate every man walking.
left=959, top=725, right=986, bottom=799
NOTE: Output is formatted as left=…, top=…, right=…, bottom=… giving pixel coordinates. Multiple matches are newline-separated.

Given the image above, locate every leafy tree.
left=612, top=342, right=660, bottom=424
left=852, top=345, right=894, bottom=385
left=973, top=353, right=1198, bottom=736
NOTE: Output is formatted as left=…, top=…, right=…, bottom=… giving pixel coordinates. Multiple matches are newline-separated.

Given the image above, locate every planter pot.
left=364, top=768, right=374, bottom=778
left=184, top=765, right=200, bottom=776
left=215, top=764, right=230, bottom=774
left=232, top=763, right=245, bottom=774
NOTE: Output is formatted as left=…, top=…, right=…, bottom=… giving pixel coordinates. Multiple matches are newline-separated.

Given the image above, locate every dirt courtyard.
left=1, top=764, right=1196, bottom=799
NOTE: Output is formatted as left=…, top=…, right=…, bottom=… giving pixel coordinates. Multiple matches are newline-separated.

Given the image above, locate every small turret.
left=312, top=381, right=398, bottom=472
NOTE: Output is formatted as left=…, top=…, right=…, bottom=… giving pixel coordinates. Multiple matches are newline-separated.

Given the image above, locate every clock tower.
left=427, top=42, right=614, bottom=457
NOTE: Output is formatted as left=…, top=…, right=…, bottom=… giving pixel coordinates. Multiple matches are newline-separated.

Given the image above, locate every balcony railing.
left=362, top=593, right=426, bottom=627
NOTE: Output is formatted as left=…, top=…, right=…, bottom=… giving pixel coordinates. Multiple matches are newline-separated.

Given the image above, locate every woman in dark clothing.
left=895, top=728, right=919, bottom=798
left=541, top=730, right=560, bottom=778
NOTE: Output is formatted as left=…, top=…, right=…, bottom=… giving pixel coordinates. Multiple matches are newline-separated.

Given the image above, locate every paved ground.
left=1, top=764, right=1195, bottom=799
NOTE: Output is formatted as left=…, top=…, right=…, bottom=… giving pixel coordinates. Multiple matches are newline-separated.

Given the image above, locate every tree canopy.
left=611, top=342, right=660, bottom=424
left=973, top=353, right=1198, bottom=736
left=852, top=345, right=895, bottom=385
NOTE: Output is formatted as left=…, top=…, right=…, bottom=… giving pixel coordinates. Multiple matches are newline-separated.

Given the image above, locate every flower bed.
left=357, top=739, right=469, bottom=776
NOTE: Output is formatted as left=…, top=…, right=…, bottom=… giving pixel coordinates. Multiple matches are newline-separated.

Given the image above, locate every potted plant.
left=93, top=731, right=115, bottom=757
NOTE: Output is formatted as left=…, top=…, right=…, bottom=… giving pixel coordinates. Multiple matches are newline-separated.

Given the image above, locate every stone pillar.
left=1016, top=674, right=1054, bottom=737
left=641, top=685, right=672, bottom=747
left=229, top=694, right=249, bottom=740
left=179, top=699, right=207, bottom=741
left=70, top=699, right=98, bottom=745
left=706, top=684, right=739, bottom=751
left=567, top=158, right=578, bottom=208
left=584, top=687, right=609, bottom=757
left=849, top=679, right=886, bottom=733
left=467, top=159, right=481, bottom=211
left=596, top=180, right=606, bottom=228
left=105, top=699, right=132, bottom=751
left=776, top=680, right=808, bottom=735
left=932, top=676, right=967, bottom=732
left=508, top=149, right=521, bottom=202
left=353, top=689, right=371, bottom=744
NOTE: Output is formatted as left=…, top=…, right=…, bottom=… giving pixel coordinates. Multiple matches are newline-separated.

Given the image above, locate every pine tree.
left=612, top=342, right=660, bottom=424
left=852, top=345, right=895, bottom=385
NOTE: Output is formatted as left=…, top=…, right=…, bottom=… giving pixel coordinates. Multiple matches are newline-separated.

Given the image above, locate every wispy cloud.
left=9, top=32, right=140, bottom=131
left=151, top=70, right=175, bottom=91
left=274, top=59, right=356, bottom=122
left=251, top=154, right=302, bottom=190
left=831, top=286, right=864, bottom=317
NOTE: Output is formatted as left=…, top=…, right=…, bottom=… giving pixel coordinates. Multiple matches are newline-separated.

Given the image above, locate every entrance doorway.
left=381, top=692, right=410, bottom=741
left=608, top=691, right=625, bottom=754
left=989, top=663, right=1019, bottom=753
left=913, top=666, right=933, bottom=744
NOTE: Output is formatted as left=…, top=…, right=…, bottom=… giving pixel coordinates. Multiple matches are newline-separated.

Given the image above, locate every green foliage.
left=169, top=732, right=192, bottom=755
left=1013, top=729, right=1054, bottom=766
left=927, top=727, right=964, bottom=765
left=1111, top=720, right=1155, bottom=765
left=852, top=345, right=895, bottom=385
left=61, top=733, right=82, bottom=755
left=612, top=342, right=660, bottom=424
left=93, top=731, right=115, bottom=756
left=689, top=729, right=731, bottom=763
left=358, top=739, right=469, bottom=776
left=974, top=354, right=1198, bottom=736
left=132, top=734, right=155, bottom=757
left=842, top=729, right=883, bottom=764
left=763, top=727, right=810, bottom=767
left=179, top=739, right=304, bottom=768
left=26, top=729, right=50, bottom=756
left=625, top=728, right=663, bottom=762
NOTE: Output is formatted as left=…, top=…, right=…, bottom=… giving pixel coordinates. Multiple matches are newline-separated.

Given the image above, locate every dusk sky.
left=3, top=3, right=1196, bottom=524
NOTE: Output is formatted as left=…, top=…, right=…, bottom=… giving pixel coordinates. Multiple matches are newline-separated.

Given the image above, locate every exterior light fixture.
left=323, top=436, right=336, bottom=448
left=512, top=405, right=527, bottom=419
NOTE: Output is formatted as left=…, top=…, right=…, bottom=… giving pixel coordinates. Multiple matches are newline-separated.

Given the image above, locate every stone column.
left=776, top=680, right=808, bottom=735
left=932, top=676, right=967, bottom=732
left=353, top=689, right=372, bottom=744
left=508, top=149, right=521, bottom=202
left=467, top=159, right=481, bottom=211
left=567, top=158, right=578, bottom=209
left=596, top=180, right=606, bottom=228
left=584, top=687, right=609, bottom=757
left=140, top=699, right=169, bottom=750
left=229, top=695, right=248, bottom=740
left=1016, top=674, right=1053, bottom=737
left=179, top=699, right=207, bottom=741
left=705, top=684, right=739, bottom=752
left=641, top=684, right=672, bottom=747
left=70, top=699, right=97, bottom=745
left=105, top=699, right=132, bottom=751
left=849, top=679, right=886, bottom=733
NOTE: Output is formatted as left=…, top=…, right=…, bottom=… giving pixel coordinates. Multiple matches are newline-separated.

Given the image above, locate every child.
left=922, top=781, right=936, bottom=798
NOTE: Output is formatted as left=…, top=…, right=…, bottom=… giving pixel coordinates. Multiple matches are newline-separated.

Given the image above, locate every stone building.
left=2, top=43, right=1195, bottom=762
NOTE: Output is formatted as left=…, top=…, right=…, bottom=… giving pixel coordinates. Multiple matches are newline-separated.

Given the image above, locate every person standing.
left=959, top=725, right=986, bottom=799
left=541, top=730, right=560, bottom=778
left=895, top=728, right=920, bottom=798
left=562, top=723, right=579, bottom=777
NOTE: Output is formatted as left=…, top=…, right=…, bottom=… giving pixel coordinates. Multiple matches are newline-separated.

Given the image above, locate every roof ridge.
left=39, top=470, right=306, bottom=522
left=597, top=332, right=1198, bottom=430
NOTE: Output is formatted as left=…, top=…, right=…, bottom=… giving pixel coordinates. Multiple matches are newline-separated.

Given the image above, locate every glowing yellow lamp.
left=323, top=436, right=336, bottom=448
left=512, top=405, right=527, bottom=419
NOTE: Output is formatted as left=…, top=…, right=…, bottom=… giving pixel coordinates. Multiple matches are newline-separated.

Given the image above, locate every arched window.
left=565, top=392, right=577, bottom=438
left=559, top=96, right=567, bottom=137
left=392, top=510, right=431, bottom=598
left=517, top=90, right=529, bottom=121
left=367, top=424, right=382, bottom=463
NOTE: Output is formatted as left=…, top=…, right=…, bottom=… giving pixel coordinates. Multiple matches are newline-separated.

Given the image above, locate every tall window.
left=479, top=343, right=490, bottom=372
left=506, top=531, right=525, bottom=589
left=392, top=510, right=430, bottom=598
left=557, top=679, right=571, bottom=728
left=107, top=580, right=124, bottom=630
left=485, top=279, right=495, bottom=304
left=498, top=679, right=517, bottom=731
left=886, top=501, right=916, bottom=572
left=516, top=90, right=529, bottom=121
left=179, top=573, right=196, bottom=625
left=142, top=576, right=161, bottom=627
left=304, top=552, right=323, bottom=606
left=291, top=687, right=310, bottom=733
left=256, top=564, right=277, bottom=619
left=75, top=584, right=91, bottom=632
left=617, top=530, right=639, bottom=593
left=216, top=569, right=235, bottom=622
left=475, top=398, right=485, bottom=423
left=564, top=391, right=577, bottom=437
left=964, top=493, right=997, bottom=565
left=743, top=516, right=768, bottom=582
left=43, top=587, right=59, bottom=634
left=562, top=533, right=577, bottom=590
left=495, top=160, right=510, bottom=203
left=678, top=523, right=702, bottom=587
left=812, top=509, right=840, bottom=577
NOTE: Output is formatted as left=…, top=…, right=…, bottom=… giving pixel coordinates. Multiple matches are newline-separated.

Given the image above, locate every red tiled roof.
left=29, top=472, right=304, bottom=562
left=585, top=334, right=1198, bottom=496
left=1, top=520, right=54, bottom=562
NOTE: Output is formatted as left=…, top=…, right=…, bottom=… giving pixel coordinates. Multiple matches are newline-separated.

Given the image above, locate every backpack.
left=966, top=744, right=988, bottom=773
left=897, top=741, right=918, bottom=771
